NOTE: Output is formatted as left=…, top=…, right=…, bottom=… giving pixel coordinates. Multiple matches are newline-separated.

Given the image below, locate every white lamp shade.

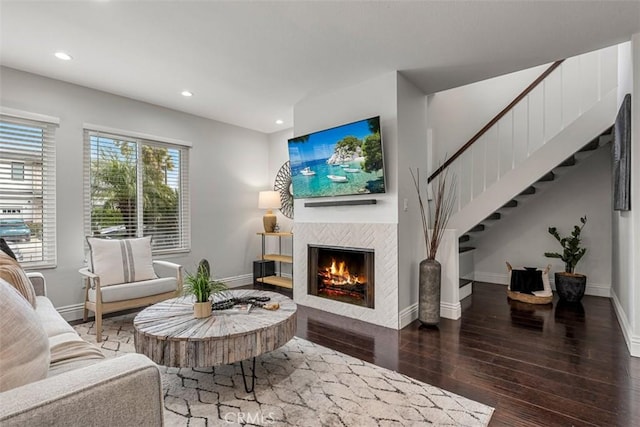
left=258, top=190, right=282, bottom=209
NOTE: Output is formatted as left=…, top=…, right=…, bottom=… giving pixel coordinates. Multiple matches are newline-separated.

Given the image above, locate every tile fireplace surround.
left=293, top=222, right=399, bottom=329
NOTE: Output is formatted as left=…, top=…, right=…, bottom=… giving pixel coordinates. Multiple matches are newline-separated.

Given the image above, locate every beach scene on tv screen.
left=288, top=117, right=385, bottom=199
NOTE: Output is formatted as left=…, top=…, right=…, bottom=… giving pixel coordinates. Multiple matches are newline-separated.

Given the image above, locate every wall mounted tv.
left=288, top=116, right=386, bottom=199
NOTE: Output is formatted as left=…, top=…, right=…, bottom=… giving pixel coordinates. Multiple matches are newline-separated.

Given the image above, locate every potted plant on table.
left=410, top=167, right=456, bottom=326
left=544, top=216, right=588, bottom=303
left=184, top=259, right=228, bottom=318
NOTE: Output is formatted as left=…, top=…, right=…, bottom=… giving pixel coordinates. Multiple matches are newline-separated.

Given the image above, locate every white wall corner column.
left=437, top=230, right=460, bottom=320
left=627, top=33, right=640, bottom=357
left=611, top=35, right=640, bottom=358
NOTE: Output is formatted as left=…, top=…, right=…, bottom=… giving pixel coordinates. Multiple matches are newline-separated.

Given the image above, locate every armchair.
left=80, top=258, right=183, bottom=342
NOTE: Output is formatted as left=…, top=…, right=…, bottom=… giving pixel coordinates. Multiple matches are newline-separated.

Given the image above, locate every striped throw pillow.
left=87, top=236, right=157, bottom=286
left=0, top=251, right=36, bottom=308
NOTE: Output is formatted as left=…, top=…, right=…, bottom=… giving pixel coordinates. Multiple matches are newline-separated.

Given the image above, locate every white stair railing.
left=431, top=45, right=618, bottom=235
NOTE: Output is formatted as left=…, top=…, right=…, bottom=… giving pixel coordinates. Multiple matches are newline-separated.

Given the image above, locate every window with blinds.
left=83, top=130, right=190, bottom=253
left=0, top=115, right=57, bottom=268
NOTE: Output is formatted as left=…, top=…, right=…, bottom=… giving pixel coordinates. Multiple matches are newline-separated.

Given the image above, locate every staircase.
left=457, top=125, right=614, bottom=253
left=428, top=45, right=620, bottom=302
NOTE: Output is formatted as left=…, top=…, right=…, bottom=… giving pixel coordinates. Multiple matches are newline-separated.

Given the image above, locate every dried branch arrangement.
left=410, top=167, right=457, bottom=260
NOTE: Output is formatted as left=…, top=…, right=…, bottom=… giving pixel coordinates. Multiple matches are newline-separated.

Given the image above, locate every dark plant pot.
left=554, top=272, right=586, bottom=303
left=419, top=259, right=441, bottom=326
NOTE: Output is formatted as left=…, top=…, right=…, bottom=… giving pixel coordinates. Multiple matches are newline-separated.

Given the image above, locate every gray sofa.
left=0, top=273, right=164, bottom=426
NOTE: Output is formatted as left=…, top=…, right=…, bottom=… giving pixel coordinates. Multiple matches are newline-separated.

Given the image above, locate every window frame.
left=0, top=111, right=58, bottom=269
left=83, top=128, right=191, bottom=255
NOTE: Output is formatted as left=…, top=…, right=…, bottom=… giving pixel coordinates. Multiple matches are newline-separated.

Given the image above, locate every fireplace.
left=307, top=245, right=374, bottom=308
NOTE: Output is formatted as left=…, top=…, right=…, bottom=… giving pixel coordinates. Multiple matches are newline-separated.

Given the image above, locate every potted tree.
left=544, top=216, right=588, bottom=303
left=184, top=259, right=228, bottom=318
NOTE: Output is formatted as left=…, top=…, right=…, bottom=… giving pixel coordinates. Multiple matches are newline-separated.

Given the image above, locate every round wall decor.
left=274, top=161, right=293, bottom=219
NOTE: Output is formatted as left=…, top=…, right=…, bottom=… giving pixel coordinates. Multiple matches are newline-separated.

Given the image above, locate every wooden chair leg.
left=83, top=277, right=90, bottom=322
left=95, top=304, right=103, bottom=343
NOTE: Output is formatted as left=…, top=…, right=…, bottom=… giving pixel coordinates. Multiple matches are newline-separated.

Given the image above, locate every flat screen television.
left=288, top=116, right=386, bottom=199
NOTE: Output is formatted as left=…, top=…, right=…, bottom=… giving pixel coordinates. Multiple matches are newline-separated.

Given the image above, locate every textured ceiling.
left=1, top=1, right=638, bottom=133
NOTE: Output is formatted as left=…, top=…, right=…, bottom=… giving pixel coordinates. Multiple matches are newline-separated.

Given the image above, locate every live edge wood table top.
left=133, top=290, right=297, bottom=368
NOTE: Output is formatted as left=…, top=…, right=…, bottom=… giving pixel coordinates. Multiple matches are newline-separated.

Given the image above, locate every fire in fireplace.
left=308, top=245, right=374, bottom=308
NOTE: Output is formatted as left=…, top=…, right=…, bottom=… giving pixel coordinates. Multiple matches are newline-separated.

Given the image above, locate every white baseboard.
left=611, top=290, right=640, bottom=357
left=584, top=283, right=611, bottom=298
left=474, top=271, right=611, bottom=297
left=56, top=273, right=255, bottom=322
left=398, top=301, right=460, bottom=327
left=57, top=303, right=85, bottom=322
left=399, top=303, right=418, bottom=329
left=221, top=273, right=254, bottom=288
left=474, top=271, right=508, bottom=285
left=440, top=301, right=461, bottom=320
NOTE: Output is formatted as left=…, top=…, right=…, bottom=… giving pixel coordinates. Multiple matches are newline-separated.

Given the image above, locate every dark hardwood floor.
left=260, top=281, right=639, bottom=427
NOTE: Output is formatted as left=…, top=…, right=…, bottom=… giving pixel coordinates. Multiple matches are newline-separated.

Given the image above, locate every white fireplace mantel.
left=293, top=222, right=399, bottom=329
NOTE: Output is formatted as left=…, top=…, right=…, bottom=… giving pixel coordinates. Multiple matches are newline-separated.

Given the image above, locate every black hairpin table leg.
left=239, top=357, right=256, bottom=393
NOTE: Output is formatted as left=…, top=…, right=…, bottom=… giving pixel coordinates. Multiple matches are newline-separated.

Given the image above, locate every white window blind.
left=83, top=129, right=190, bottom=253
left=0, top=115, right=57, bottom=268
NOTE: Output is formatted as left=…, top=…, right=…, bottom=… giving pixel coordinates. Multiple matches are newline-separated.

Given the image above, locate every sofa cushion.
left=0, top=251, right=36, bottom=308
left=48, top=332, right=104, bottom=368
left=87, top=236, right=157, bottom=286
left=0, top=279, right=50, bottom=392
left=88, top=277, right=177, bottom=303
left=35, top=296, right=76, bottom=338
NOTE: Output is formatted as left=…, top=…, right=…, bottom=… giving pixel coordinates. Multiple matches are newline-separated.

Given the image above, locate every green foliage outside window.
left=91, top=139, right=179, bottom=246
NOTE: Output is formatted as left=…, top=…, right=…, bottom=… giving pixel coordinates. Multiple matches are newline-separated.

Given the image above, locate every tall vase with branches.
left=410, top=167, right=456, bottom=325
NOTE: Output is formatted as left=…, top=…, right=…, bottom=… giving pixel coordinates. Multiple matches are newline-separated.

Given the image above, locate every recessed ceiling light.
left=54, top=52, right=72, bottom=61
left=275, top=119, right=284, bottom=125
left=181, top=91, right=193, bottom=97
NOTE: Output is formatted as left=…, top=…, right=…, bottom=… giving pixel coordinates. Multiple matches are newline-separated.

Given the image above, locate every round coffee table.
left=133, top=289, right=296, bottom=391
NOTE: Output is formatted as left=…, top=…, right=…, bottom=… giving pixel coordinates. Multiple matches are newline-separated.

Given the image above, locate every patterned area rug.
left=74, top=314, right=494, bottom=426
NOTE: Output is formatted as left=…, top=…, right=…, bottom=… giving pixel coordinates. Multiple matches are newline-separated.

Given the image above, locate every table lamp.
left=258, top=190, right=281, bottom=233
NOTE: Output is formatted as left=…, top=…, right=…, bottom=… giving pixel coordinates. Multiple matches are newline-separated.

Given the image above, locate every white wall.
left=632, top=33, right=640, bottom=354
left=396, top=73, right=428, bottom=316
left=427, top=64, right=547, bottom=165
left=265, top=128, right=294, bottom=274
left=473, top=146, right=613, bottom=296
left=267, top=128, right=294, bottom=233
left=612, top=41, right=634, bottom=325
left=292, top=72, right=398, bottom=224
left=290, top=72, right=403, bottom=328
left=0, top=67, right=270, bottom=314
left=611, top=35, right=640, bottom=357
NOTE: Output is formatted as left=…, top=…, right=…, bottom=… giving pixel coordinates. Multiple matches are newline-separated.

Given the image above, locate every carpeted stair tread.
left=459, top=246, right=476, bottom=253
left=459, top=234, right=470, bottom=243
left=486, top=212, right=501, bottom=221
left=502, top=200, right=518, bottom=208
